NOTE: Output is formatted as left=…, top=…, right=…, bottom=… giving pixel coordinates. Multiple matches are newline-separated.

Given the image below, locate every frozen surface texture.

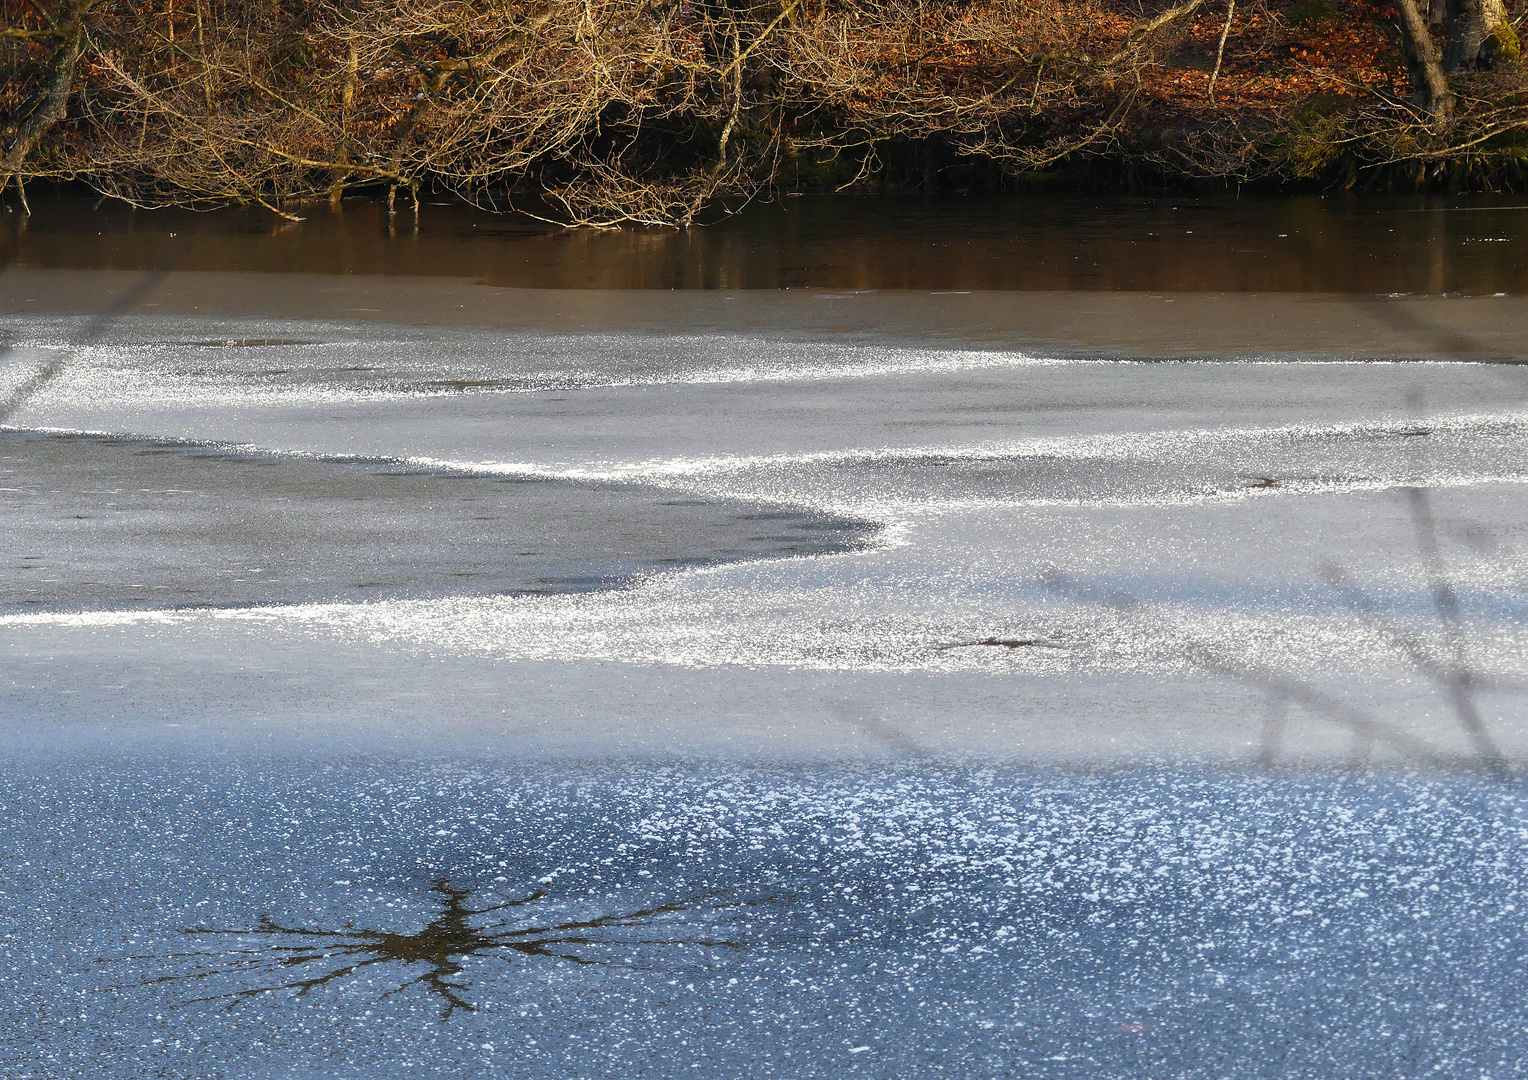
left=2, top=289, right=1528, bottom=1077
left=2, top=305, right=1525, bottom=763
left=2, top=762, right=1527, bottom=1079
left=0, top=429, right=871, bottom=610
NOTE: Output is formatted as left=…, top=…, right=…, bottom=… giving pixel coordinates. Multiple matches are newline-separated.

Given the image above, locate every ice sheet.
left=2, top=309, right=1526, bottom=765
left=5, top=292, right=1528, bottom=1077
left=3, top=761, right=1526, bottom=1080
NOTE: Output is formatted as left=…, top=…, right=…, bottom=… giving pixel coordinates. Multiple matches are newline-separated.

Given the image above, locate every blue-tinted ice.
left=3, top=289, right=1528, bottom=1077
left=2, top=762, right=1525, bottom=1079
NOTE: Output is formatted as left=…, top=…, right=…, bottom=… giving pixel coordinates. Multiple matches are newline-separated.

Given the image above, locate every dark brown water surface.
left=4, top=193, right=1526, bottom=292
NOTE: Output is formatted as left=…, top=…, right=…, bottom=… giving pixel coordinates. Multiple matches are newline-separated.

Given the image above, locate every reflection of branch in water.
left=1040, top=375, right=1522, bottom=776
left=0, top=255, right=179, bottom=425
left=1401, top=481, right=1506, bottom=772
left=1352, top=296, right=1504, bottom=362
left=1040, top=568, right=1480, bottom=771
left=1389, top=389, right=1508, bottom=773
left=828, top=700, right=931, bottom=757
left=1321, top=560, right=1510, bottom=776
left=1256, top=693, right=1288, bottom=768
left=1451, top=520, right=1528, bottom=596
left=111, top=879, right=752, bottom=1020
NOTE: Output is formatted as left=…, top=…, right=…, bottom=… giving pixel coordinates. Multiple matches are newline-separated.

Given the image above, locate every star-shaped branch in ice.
left=112, top=879, right=754, bottom=1019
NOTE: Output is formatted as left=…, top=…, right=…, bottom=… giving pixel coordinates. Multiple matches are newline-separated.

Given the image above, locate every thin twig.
left=1208, top=0, right=1234, bottom=105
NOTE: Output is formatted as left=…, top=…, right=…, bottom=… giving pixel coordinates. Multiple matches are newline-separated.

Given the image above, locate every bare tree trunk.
left=194, top=0, right=215, bottom=113
left=1207, top=0, right=1235, bottom=104
left=0, top=0, right=100, bottom=196
left=1444, top=0, right=1518, bottom=71
left=330, top=35, right=359, bottom=206
left=1395, top=0, right=1453, bottom=119
left=341, top=37, right=359, bottom=135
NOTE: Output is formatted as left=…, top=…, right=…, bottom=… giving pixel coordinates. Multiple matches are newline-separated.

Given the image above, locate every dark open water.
left=7, top=192, right=1528, bottom=292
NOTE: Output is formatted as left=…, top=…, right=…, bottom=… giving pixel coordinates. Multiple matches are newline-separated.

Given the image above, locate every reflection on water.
left=8, top=761, right=1528, bottom=1078
left=138, top=881, right=749, bottom=1019
left=6, top=193, right=1528, bottom=292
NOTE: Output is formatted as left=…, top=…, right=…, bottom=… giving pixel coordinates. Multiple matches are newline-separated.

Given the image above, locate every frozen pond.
left=2, top=259, right=1527, bottom=1076
left=3, top=300, right=1526, bottom=763
left=4, top=761, right=1528, bottom=1079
